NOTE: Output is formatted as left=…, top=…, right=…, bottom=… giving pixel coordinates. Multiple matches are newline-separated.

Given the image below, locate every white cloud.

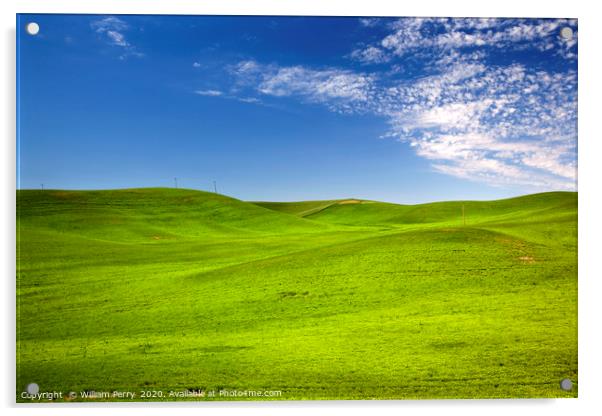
left=192, top=62, right=202, bottom=68
left=358, top=18, right=381, bottom=27
left=380, top=18, right=428, bottom=57
left=194, top=89, right=223, bottom=96
left=237, top=97, right=261, bottom=104
left=522, top=149, right=577, bottom=179
left=231, top=61, right=375, bottom=106
left=106, top=30, right=128, bottom=47
left=381, top=59, right=577, bottom=190
left=90, top=16, right=143, bottom=59
left=414, top=102, right=491, bottom=130
left=90, top=16, right=128, bottom=34
left=350, top=18, right=577, bottom=64
left=224, top=18, right=577, bottom=192
left=233, top=60, right=260, bottom=75
left=349, top=46, right=388, bottom=64
left=192, top=90, right=265, bottom=106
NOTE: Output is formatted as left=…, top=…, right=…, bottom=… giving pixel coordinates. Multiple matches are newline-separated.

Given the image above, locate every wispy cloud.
left=350, top=18, right=578, bottom=64
left=194, top=89, right=223, bottom=96
left=211, top=18, right=578, bottom=192
left=237, top=97, right=261, bottom=104
left=90, top=16, right=143, bottom=59
left=90, top=16, right=128, bottom=35
left=358, top=18, right=382, bottom=28
left=229, top=60, right=375, bottom=111
left=349, top=46, right=388, bottom=65
left=192, top=88, right=271, bottom=109
left=381, top=59, right=577, bottom=190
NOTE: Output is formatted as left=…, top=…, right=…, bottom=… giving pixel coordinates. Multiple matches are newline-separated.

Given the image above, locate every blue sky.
left=17, top=14, right=577, bottom=203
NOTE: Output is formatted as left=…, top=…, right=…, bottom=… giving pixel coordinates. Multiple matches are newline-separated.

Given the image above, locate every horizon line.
left=15, top=186, right=578, bottom=206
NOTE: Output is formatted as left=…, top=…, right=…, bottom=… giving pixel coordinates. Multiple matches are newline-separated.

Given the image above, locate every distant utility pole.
left=40, top=183, right=44, bottom=191
left=213, top=180, right=217, bottom=194
left=462, top=203, right=466, bottom=226
left=174, top=177, right=178, bottom=189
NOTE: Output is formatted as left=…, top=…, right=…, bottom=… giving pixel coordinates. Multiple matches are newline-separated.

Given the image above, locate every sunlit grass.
left=17, top=189, right=577, bottom=401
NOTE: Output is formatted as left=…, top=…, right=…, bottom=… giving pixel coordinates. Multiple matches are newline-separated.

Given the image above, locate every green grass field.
left=16, top=188, right=577, bottom=401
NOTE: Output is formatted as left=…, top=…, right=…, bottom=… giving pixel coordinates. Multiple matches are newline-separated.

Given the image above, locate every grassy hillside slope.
left=252, top=200, right=340, bottom=217
left=257, top=192, right=575, bottom=227
left=17, top=189, right=577, bottom=401
left=17, top=188, right=332, bottom=241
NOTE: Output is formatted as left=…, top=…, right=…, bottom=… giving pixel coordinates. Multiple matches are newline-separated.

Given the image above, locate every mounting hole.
left=26, top=382, right=39, bottom=395
left=560, top=378, right=573, bottom=391
left=560, top=27, right=573, bottom=40
left=26, top=22, right=40, bottom=36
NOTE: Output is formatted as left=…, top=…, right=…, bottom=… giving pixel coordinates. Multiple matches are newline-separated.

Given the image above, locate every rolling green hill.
left=16, top=188, right=577, bottom=401
left=17, top=188, right=330, bottom=242
left=256, top=192, right=576, bottom=227
left=252, top=199, right=341, bottom=217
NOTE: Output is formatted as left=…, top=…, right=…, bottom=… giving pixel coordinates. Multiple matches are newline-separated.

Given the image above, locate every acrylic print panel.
left=16, top=14, right=578, bottom=402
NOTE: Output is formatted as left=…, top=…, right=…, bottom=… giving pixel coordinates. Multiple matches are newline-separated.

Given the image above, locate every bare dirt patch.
left=518, top=256, right=535, bottom=264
